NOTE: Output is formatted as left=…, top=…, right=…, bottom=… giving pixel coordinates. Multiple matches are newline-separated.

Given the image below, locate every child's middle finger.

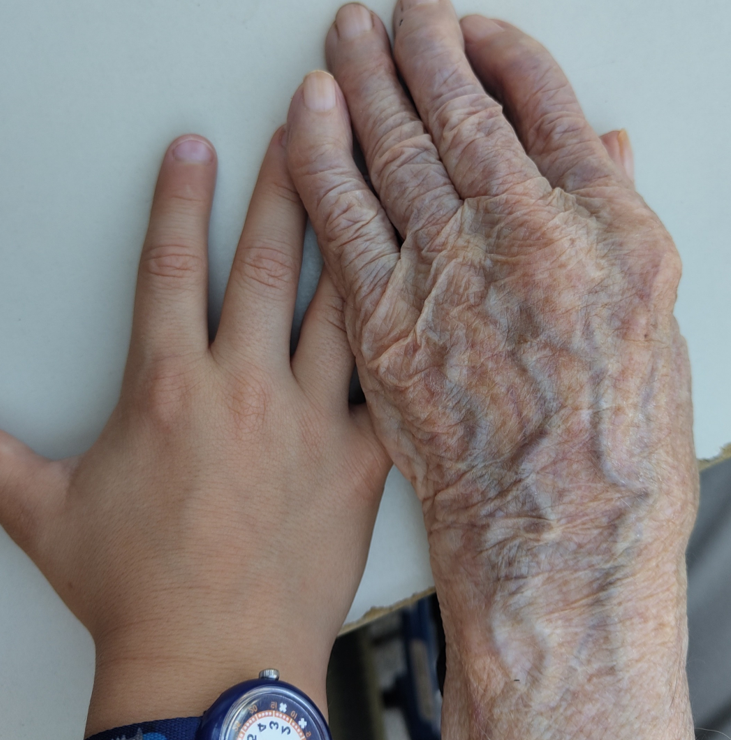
left=213, top=127, right=306, bottom=372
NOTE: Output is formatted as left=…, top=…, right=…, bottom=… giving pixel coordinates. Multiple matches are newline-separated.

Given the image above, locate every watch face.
left=220, top=685, right=329, bottom=740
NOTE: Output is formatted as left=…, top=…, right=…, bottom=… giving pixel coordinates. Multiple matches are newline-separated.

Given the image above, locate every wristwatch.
left=86, top=670, right=331, bottom=740
left=198, top=669, right=330, bottom=740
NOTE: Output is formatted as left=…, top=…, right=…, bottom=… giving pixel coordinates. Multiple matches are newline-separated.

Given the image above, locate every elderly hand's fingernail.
left=303, top=71, right=337, bottom=111
left=401, top=0, right=438, bottom=8
left=172, top=137, right=214, bottom=163
left=461, top=16, right=505, bottom=44
left=336, top=4, right=373, bottom=40
left=618, top=129, right=635, bottom=181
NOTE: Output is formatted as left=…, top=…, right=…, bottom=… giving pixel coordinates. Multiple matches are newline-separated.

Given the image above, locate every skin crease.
left=0, top=5, right=691, bottom=740
left=284, top=2, right=698, bottom=739
left=0, top=130, right=392, bottom=735
left=0, top=117, right=628, bottom=737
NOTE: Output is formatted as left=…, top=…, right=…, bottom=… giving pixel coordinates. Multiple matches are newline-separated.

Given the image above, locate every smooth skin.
left=284, top=2, right=696, bottom=739
left=0, top=130, right=391, bottom=735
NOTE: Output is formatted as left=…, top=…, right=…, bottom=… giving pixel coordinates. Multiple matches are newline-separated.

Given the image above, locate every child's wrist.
left=86, top=630, right=330, bottom=737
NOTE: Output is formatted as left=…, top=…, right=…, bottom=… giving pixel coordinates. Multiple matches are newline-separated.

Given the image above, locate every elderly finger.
left=326, top=4, right=460, bottom=241
left=285, top=71, right=399, bottom=324
left=132, top=135, right=216, bottom=361
left=390, top=0, right=545, bottom=200
left=461, top=15, right=620, bottom=192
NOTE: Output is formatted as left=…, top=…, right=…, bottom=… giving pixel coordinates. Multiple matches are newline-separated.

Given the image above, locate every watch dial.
left=238, top=709, right=306, bottom=740
left=222, top=685, right=328, bottom=740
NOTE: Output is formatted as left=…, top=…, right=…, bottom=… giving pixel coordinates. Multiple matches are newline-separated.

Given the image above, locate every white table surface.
left=1, top=0, right=730, bottom=737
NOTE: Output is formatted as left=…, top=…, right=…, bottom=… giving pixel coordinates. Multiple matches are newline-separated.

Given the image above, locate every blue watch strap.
left=85, top=716, right=201, bottom=740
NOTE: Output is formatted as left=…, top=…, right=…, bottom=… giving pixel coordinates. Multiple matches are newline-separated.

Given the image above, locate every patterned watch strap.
left=85, top=716, right=201, bottom=740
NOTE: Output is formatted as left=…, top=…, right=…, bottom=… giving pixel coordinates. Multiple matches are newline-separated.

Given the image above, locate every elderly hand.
left=284, top=1, right=697, bottom=738
left=0, top=131, right=390, bottom=735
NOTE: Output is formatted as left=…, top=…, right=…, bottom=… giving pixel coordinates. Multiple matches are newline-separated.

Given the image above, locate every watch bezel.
left=197, top=677, right=330, bottom=740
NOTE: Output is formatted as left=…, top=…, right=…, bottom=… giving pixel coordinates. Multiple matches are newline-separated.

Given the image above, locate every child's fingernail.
left=172, top=138, right=214, bottom=163
left=303, top=72, right=337, bottom=111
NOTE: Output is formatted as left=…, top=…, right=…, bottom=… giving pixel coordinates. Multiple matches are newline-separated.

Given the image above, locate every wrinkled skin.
left=285, top=2, right=698, bottom=738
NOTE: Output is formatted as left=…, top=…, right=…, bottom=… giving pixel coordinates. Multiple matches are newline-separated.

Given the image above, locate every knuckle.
left=395, top=26, right=453, bottom=76
left=288, top=139, right=340, bottom=184
left=373, top=129, right=434, bottom=176
left=616, top=237, right=683, bottom=340
left=372, top=130, right=455, bottom=210
left=233, top=242, right=299, bottom=295
left=316, top=191, right=392, bottom=308
left=629, top=223, right=683, bottom=297
left=141, top=242, right=204, bottom=282
left=138, top=357, right=200, bottom=430
left=167, top=191, right=209, bottom=209
left=316, top=181, right=379, bottom=247
left=345, top=54, right=398, bottom=105
left=525, top=108, right=587, bottom=155
left=498, top=35, right=548, bottom=79
left=485, top=30, right=551, bottom=86
left=299, top=416, right=328, bottom=465
left=433, top=94, right=533, bottom=193
left=647, top=241, right=683, bottom=301
left=446, top=111, right=512, bottom=174
left=438, top=91, right=506, bottom=146
left=659, top=243, right=683, bottom=286
left=219, top=368, right=273, bottom=435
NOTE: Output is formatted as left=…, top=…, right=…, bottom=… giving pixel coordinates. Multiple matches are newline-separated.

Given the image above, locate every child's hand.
left=0, top=130, right=391, bottom=735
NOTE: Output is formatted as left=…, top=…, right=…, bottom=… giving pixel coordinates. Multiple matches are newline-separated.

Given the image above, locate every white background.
left=0, top=0, right=729, bottom=737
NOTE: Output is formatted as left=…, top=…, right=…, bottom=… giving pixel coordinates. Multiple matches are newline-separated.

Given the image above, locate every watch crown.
left=259, top=668, right=280, bottom=681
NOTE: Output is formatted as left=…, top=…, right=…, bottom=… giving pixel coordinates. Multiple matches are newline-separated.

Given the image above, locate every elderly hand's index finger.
left=284, top=71, right=398, bottom=320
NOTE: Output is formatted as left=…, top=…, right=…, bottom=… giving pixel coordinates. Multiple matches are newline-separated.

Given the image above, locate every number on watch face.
left=238, top=710, right=309, bottom=740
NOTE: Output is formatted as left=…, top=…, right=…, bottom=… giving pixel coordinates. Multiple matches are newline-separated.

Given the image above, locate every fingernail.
left=401, top=0, right=438, bottom=8
left=172, top=138, right=214, bottom=163
left=336, top=4, right=373, bottom=40
left=618, top=129, right=635, bottom=181
left=461, top=16, right=505, bottom=44
left=278, top=125, right=287, bottom=147
left=303, top=71, right=337, bottom=111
